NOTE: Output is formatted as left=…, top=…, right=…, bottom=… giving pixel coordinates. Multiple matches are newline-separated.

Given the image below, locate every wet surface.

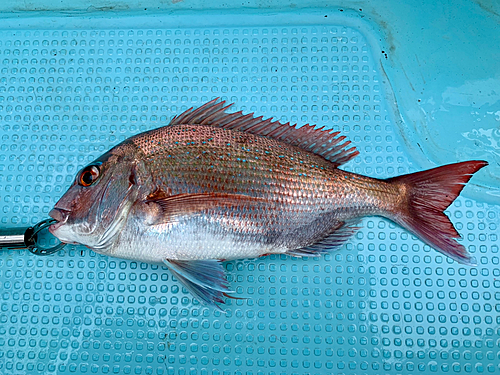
left=0, top=6, right=499, bottom=375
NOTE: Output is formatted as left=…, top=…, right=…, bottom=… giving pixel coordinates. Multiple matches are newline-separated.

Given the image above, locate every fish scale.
left=111, top=123, right=398, bottom=261
left=133, top=124, right=357, bottom=208
left=48, top=99, right=487, bottom=307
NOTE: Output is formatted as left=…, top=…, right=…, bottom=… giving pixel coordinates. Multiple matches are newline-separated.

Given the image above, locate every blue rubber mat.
left=0, top=12, right=499, bottom=375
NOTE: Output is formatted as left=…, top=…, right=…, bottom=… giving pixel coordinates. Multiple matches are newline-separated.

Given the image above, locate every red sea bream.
left=48, top=99, right=488, bottom=306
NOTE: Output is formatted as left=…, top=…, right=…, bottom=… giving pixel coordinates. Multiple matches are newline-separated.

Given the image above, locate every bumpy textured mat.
left=1, top=16, right=499, bottom=375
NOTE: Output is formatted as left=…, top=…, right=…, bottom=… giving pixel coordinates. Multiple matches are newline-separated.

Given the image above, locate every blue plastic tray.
left=0, top=9, right=499, bottom=375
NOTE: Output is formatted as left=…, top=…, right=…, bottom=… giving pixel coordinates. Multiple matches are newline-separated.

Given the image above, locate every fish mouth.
left=48, top=208, right=70, bottom=233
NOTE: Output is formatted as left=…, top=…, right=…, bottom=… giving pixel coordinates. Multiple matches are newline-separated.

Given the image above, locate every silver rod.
left=0, top=234, right=25, bottom=244
left=0, top=227, right=28, bottom=250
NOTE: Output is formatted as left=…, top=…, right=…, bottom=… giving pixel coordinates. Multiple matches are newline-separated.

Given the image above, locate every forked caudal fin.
left=386, top=160, right=488, bottom=265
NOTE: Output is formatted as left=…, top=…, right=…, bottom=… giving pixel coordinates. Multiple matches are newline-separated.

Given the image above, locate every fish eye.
left=78, top=165, right=101, bottom=187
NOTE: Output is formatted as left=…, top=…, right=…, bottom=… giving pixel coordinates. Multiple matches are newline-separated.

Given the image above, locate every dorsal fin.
left=169, top=98, right=360, bottom=167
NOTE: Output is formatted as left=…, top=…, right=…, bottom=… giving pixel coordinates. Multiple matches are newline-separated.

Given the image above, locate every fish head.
left=49, top=143, right=142, bottom=251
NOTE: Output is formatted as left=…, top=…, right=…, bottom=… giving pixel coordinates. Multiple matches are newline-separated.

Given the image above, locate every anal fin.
left=164, top=259, right=234, bottom=309
left=287, top=220, right=360, bottom=257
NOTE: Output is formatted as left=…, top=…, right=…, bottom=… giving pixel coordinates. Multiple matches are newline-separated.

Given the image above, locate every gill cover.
left=50, top=147, right=141, bottom=251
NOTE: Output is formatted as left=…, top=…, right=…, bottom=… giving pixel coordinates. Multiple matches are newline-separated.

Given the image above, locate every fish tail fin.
left=386, top=160, right=488, bottom=265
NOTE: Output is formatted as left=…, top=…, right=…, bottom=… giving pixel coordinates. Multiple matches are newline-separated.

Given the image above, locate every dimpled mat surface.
left=1, top=13, right=500, bottom=375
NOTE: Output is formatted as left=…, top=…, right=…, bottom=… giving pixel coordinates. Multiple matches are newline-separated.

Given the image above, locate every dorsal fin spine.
left=199, top=106, right=232, bottom=125
left=267, top=123, right=291, bottom=138
left=172, top=107, right=195, bottom=124
left=168, top=98, right=359, bottom=167
left=193, top=102, right=229, bottom=124
left=246, top=117, right=273, bottom=134
left=224, top=113, right=254, bottom=130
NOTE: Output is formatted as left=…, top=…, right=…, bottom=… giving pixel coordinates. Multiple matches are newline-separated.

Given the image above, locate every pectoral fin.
left=146, top=192, right=264, bottom=225
left=163, top=259, right=234, bottom=309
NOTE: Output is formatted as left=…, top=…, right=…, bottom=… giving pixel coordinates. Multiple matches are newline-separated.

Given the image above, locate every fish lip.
left=48, top=208, right=70, bottom=233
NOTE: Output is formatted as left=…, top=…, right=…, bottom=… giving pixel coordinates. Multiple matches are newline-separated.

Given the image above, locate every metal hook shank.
left=1, top=218, right=66, bottom=255
left=26, top=218, right=67, bottom=256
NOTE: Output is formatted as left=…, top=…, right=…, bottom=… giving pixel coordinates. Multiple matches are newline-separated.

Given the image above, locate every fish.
left=48, top=98, right=488, bottom=307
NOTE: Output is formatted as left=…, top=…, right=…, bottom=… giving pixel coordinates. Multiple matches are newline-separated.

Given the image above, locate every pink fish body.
left=49, top=99, right=487, bottom=306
